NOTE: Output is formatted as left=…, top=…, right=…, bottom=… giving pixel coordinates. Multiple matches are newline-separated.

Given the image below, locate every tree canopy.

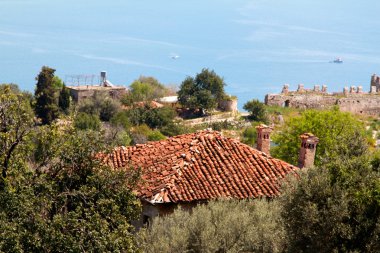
left=0, top=85, right=142, bottom=251
left=0, top=85, right=34, bottom=188
left=58, top=84, right=71, bottom=114
left=271, top=108, right=369, bottom=166
left=34, top=66, right=60, bottom=124
left=243, top=99, right=268, bottom=123
left=0, top=126, right=141, bottom=252
left=178, top=68, right=226, bottom=114
left=122, top=76, right=170, bottom=105
left=138, top=199, right=284, bottom=253
left=280, top=153, right=380, bottom=252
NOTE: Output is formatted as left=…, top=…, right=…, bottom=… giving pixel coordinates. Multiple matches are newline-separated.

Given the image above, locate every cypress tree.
left=34, top=66, right=59, bottom=124
left=58, top=84, right=71, bottom=114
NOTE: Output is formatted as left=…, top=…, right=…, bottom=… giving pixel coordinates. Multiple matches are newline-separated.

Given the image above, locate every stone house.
left=67, top=85, right=127, bottom=103
left=67, top=71, right=127, bottom=103
left=99, top=126, right=318, bottom=226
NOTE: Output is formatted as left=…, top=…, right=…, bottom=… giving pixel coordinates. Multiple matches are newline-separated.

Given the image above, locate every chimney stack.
left=298, top=133, right=319, bottom=168
left=256, top=124, right=273, bottom=155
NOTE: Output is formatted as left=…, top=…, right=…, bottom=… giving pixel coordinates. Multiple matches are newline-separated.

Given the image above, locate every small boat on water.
left=332, top=57, right=343, bottom=63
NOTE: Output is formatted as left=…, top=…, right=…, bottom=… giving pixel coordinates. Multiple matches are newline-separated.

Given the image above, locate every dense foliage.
left=78, top=92, right=121, bottom=122
left=74, top=112, right=101, bottom=131
left=271, top=107, right=369, bottom=166
left=121, top=76, right=171, bottom=105
left=2, top=68, right=379, bottom=252
left=126, top=105, right=176, bottom=129
left=280, top=155, right=380, bottom=252
left=138, top=200, right=285, bottom=253
left=0, top=86, right=141, bottom=252
left=58, top=84, right=71, bottom=114
left=178, top=68, right=226, bottom=114
left=243, top=99, right=268, bottom=123
left=138, top=118, right=379, bottom=252
left=34, top=66, right=60, bottom=124
left=0, top=86, right=34, bottom=189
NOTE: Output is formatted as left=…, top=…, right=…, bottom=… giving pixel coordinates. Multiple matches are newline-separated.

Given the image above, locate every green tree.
left=242, top=126, right=257, bottom=146
left=0, top=126, right=141, bottom=252
left=160, top=121, right=190, bottom=137
left=52, top=76, right=64, bottom=91
left=271, top=108, right=369, bottom=166
left=34, top=66, right=59, bottom=124
left=110, top=111, right=132, bottom=130
left=74, top=112, right=101, bottom=131
left=137, top=199, right=285, bottom=253
left=178, top=68, right=226, bottom=114
left=122, top=76, right=169, bottom=105
left=58, top=84, right=71, bottom=114
left=78, top=92, right=121, bottom=122
left=126, top=105, right=176, bottom=130
left=280, top=155, right=380, bottom=252
left=243, top=99, right=268, bottom=123
left=147, top=130, right=166, bottom=141
left=0, top=85, right=34, bottom=188
left=104, top=112, right=133, bottom=146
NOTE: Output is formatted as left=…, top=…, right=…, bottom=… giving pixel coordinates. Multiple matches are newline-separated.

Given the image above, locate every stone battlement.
left=265, top=74, right=380, bottom=116
left=280, top=84, right=366, bottom=96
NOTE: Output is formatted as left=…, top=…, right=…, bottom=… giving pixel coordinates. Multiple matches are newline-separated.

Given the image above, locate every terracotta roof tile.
left=99, top=130, right=298, bottom=203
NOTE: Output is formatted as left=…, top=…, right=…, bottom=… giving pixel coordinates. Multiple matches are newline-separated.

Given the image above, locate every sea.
left=1, top=0, right=380, bottom=110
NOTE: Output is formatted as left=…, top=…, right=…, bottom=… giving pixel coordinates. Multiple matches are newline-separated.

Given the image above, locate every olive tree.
left=137, top=199, right=285, bottom=253
left=178, top=68, right=226, bottom=114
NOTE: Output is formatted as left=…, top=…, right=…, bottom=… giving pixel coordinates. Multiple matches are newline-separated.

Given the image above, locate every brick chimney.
left=298, top=133, right=319, bottom=168
left=256, top=124, right=273, bottom=155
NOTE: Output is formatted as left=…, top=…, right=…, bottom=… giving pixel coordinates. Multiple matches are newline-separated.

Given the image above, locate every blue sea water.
left=1, top=0, right=380, bottom=110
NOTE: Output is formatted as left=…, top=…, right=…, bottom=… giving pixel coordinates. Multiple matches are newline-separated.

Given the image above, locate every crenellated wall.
left=265, top=77, right=380, bottom=116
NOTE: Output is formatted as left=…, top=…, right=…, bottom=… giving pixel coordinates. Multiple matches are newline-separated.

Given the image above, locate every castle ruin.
left=265, top=74, right=380, bottom=116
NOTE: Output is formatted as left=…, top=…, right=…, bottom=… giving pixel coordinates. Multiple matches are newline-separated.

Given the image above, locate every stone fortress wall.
left=265, top=74, right=380, bottom=116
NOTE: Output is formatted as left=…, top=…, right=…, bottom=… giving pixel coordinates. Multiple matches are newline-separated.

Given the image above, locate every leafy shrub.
left=243, top=99, right=268, bottom=123
left=147, top=130, right=166, bottom=141
left=280, top=160, right=380, bottom=253
left=110, top=111, right=131, bottom=130
left=78, top=92, right=121, bottom=122
left=74, top=112, right=101, bottom=130
left=137, top=199, right=285, bottom=253
left=127, top=106, right=176, bottom=129
left=242, top=126, right=257, bottom=146
left=210, top=120, right=235, bottom=131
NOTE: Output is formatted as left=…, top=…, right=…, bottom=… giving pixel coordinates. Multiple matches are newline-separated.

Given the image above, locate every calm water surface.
left=1, top=0, right=380, bottom=109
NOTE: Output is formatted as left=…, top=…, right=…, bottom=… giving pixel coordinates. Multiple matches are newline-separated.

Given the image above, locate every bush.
left=74, top=112, right=101, bottom=131
left=137, top=199, right=285, bottom=253
left=210, top=120, right=235, bottom=131
left=122, top=76, right=170, bottom=105
left=78, top=93, right=121, bottom=122
left=110, top=111, right=131, bottom=130
left=160, top=122, right=190, bottom=137
left=242, top=126, right=257, bottom=146
left=147, top=130, right=166, bottom=141
left=127, top=106, right=176, bottom=129
left=280, top=160, right=380, bottom=253
left=0, top=128, right=141, bottom=252
left=271, top=108, right=369, bottom=166
left=243, top=99, right=268, bottom=123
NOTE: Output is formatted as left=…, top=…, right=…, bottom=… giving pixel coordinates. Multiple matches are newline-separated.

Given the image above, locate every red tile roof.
left=99, top=130, right=298, bottom=204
